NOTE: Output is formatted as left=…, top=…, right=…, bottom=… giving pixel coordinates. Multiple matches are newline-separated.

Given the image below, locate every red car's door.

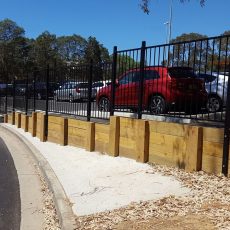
left=115, top=71, right=139, bottom=107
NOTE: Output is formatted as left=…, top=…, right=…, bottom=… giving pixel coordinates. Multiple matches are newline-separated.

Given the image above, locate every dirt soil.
left=115, top=214, right=216, bottom=230
left=75, top=163, right=230, bottom=230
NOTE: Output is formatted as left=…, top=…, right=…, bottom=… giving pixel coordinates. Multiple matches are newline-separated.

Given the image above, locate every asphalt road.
left=0, top=137, right=21, bottom=230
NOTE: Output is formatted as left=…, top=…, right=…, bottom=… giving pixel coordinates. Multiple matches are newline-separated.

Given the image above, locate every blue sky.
left=0, top=0, right=229, bottom=53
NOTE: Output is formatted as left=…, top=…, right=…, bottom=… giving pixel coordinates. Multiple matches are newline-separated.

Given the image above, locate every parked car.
left=96, top=66, right=208, bottom=114
left=53, top=81, right=88, bottom=102
left=28, top=82, right=59, bottom=99
left=15, top=84, right=26, bottom=96
left=0, top=82, right=26, bottom=97
left=0, top=83, right=7, bottom=96
left=80, top=81, right=111, bottom=100
left=197, top=72, right=229, bottom=112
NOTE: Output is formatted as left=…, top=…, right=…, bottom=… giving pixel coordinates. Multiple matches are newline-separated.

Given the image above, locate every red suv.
left=96, top=66, right=208, bottom=114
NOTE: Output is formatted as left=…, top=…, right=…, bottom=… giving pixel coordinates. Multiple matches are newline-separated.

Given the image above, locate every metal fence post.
left=33, top=71, right=36, bottom=112
left=87, top=60, right=93, bottom=122
left=45, top=65, right=49, bottom=138
left=13, top=77, right=16, bottom=112
left=5, top=79, right=8, bottom=114
left=137, top=41, right=146, bottom=119
left=110, top=46, right=117, bottom=116
left=222, top=65, right=230, bottom=176
left=25, top=72, right=29, bottom=115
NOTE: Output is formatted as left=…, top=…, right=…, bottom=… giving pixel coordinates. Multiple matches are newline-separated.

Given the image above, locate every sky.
left=0, top=0, right=229, bottom=53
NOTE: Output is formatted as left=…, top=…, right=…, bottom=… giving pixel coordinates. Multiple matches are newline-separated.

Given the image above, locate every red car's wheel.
left=149, top=95, right=167, bottom=114
left=98, top=97, right=110, bottom=112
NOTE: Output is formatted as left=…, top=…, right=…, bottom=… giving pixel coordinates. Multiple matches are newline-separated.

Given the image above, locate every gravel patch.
left=74, top=164, right=230, bottom=230
left=34, top=164, right=61, bottom=230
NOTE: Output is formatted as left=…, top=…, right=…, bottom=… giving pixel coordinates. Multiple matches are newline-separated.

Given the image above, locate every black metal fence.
left=1, top=34, right=230, bottom=174
left=1, top=35, right=229, bottom=124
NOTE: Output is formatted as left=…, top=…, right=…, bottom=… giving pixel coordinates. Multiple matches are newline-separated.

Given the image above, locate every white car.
left=54, top=81, right=88, bottom=102
left=198, top=72, right=229, bottom=112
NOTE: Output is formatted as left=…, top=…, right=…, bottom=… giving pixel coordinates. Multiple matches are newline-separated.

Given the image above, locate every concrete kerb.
left=0, top=124, right=76, bottom=230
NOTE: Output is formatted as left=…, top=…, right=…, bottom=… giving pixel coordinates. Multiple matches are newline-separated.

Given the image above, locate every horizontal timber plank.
left=203, top=127, right=224, bottom=143
left=120, top=117, right=137, bottom=129
left=48, top=122, right=62, bottom=132
left=95, top=132, right=109, bottom=143
left=149, top=133, right=186, bottom=154
left=202, top=154, right=223, bottom=175
left=119, top=136, right=136, bottom=150
left=95, top=123, right=109, bottom=134
left=119, top=146, right=136, bottom=160
left=68, top=118, right=87, bottom=129
left=95, top=141, right=108, bottom=153
left=149, top=120, right=188, bottom=137
left=68, top=135, right=86, bottom=148
left=202, top=141, right=223, bottom=158
left=120, top=127, right=136, bottom=139
left=48, top=116, right=64, bottom=125
left=48, top=129, right=61, bottom=140
left=149, top=153, right=183, bottom=168
left=68, top=126, right=86, bottom=137
left=47, top=136, right=60, bottom=144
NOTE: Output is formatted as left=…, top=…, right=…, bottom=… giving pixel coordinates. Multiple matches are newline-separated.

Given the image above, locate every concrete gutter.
left=0, top=124, right=76, bottom=230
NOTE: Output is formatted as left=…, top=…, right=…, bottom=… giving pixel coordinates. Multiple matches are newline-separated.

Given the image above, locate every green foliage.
left=166, top=32, right=230, bottom=72
left=140, top=0, right=206, bottom=14
left=169, top=33, right=208, bottom=69
left=56, top=35, right=87, bottom=64
left=0, top=19, right=26, bottom=80
left=116, top=54, right=140, bottom=76
left=0, top=18, right=111, bottom=82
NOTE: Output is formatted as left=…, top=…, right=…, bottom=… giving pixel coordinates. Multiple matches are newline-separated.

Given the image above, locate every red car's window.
left=119, top=72, right=134, bottom=84
left=168, top=68, right=196, bottom=78
left=144, top=70, right=160, bottom=80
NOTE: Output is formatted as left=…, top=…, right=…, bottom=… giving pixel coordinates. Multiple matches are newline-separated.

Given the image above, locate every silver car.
left=54, top=81, right=88, bottom=102
left=198, top=72, right=229, bottom=112
left=80, top=81, right=111, bottom=100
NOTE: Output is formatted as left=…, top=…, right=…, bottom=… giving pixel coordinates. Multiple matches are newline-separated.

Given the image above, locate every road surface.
left=0, top=137, right=21, bottom=230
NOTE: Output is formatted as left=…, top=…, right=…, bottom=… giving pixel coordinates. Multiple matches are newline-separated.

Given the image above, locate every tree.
left=83, top=37, right=110, bottom=81
left=167, top=33, right=208, bottom=70
left=140, top=0, right=206, bottom=14
left=56, top=35, right=87, bottom=65
left=0, top=19, right=26, bottom=81
left=33, top=31, right=62, bottom=70
left=212, top=31, right=230, bottom=72
left=116, top=54, right=140, bottom=76
left=84, top=36, right=102, bottom=64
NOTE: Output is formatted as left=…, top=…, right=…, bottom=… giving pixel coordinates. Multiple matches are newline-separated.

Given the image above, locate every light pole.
left=164, top=0, right=173, bottom=44
left=169, top=0, right=173, bottom=43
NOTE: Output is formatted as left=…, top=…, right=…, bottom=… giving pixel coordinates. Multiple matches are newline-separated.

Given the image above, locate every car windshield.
left=168, top=67, right=197, bottom=78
